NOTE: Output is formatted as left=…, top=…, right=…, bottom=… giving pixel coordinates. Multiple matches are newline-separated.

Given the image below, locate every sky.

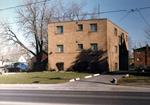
left=0, top=0, right=150, bottom=49
left=84, top=0, right=150, bottom=48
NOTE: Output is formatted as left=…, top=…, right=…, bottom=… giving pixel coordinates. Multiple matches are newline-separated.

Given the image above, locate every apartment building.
left=48, top=19, right=128, bottom=72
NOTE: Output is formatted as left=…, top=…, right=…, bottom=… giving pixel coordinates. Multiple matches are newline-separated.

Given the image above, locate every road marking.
left=69, top=79, right=75, bottom=82
left=93, top=74, right=100, bottom=76
left=84, top=75, right=92, bottom=79
left=75, top=78, right=80, bottom=81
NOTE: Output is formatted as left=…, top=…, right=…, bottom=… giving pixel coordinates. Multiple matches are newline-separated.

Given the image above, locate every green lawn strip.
left=118, top=75, right=150, bottom=86
left=0, top=72, right=91, bottom=84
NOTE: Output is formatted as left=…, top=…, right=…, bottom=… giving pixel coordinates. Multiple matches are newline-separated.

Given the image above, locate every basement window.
left=56, top=62, right=64, bottom=71
left=77, top=44, right=83, bottom=51
left=115, top=63, right=118, bottom=70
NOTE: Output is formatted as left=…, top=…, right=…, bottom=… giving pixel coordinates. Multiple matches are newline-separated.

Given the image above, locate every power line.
left=119, top=11, right=131, bottom=22
left=101, top=9, right=128, bottom=14
left=1, top=4, right=150, bottom=26
left=5, top=8, right=150, bottom=25
left=136, top=9, right=150, bottom=28
left=118, top=7, right=150, bottom=25
left=0, top=0, right=149, bottom=14
left=139, top=6, right=150, bottom=10
left=6, top=10, right=130, bottom=25
left=0, top=0, right=51, bottom=11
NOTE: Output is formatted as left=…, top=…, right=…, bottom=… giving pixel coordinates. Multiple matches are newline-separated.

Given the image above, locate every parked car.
left=4, top=62, right=29, bottom=72
left=15, top=62, right=29, bottom=72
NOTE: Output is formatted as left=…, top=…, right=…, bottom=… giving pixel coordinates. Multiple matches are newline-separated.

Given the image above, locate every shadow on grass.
left=32, top=77, right=67, bottom=84
left=32, top=76, right=40, bottom=78
left=32, top=77, right=66, bottom=80
left=48, top=77, right=62, bottom=80
left=108, top=70, right=150, bottom=76
left=32, top=81, right=40, bottom=83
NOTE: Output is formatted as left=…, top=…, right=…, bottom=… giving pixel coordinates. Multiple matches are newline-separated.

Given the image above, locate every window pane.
left=90, top=24, right=97, bottom=32
left=114, top=28, right=117, bottom=36
left=57, top=26, right=63, bottom=34
left=57, top=45, right=64, bottom=52
left=78, top=44, right=83, bottom=50
left=115, top=45, right=118, bottom=53
left=77, top=24, right=83, bottom=31
left=115, top=63, right=118, bottom=70
left=56, top=62, right=64, bottom=71
left=91, top=43, right=98, bottom=51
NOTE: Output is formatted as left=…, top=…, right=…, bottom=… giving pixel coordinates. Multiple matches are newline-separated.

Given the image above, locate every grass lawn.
left=0, top=71, right=91, bottom=84
left=118, top=75, right=150, bottom=87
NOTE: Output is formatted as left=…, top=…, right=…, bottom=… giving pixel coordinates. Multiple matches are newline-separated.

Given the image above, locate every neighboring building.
left=18, top=56, right=27, bottom=63
left=0, top=44, right=31, bottom=63
left=134, top=44, right=150, bottom=69
left=48, top=19, right=128, bottom=72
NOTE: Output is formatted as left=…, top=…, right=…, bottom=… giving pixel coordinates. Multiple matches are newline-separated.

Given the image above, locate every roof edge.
left=48, top=18, right=108, bottom=24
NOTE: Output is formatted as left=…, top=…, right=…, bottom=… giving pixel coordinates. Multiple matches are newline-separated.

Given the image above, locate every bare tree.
left=0, top=0, right=55, bottom=70
left=52, top=0, right=87, bottom=21
left=128, top=36, right=133, bottom=51
left=0, top=0, right=86, bottom=70
left=0, top=23, right=36, bottom=56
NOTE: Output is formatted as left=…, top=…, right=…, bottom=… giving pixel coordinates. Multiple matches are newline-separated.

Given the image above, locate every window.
left=77, top=24, right=83, bottom=31
left=115, top=45, right=118, bottom=53
left=78, top=44, right=83, bottom=50
left=56, top=26, right=63, bottom=34
left=56, top=62, right=64, bottom=71
left=119, top=33, right=125, bottom=44
left=121, top=33, right=124, bottom=40
left=115, top=63, right=118, bottom=70
left=57, top=45, right=64, bottom=52
left=125, top=35, right=128, bottom=41
left=119, top=36, right=122, bottom=45
left=114, top=28, right=117, bottom=36
left=137, top=58, right=140, bottom=61
left=91, top=43, right=98, bottom=51
left=90, top=23, right=97, bottom=32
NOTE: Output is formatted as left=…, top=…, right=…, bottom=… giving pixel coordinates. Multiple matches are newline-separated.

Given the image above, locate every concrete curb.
left=69, top=73, right=100, bottom=82
left=69, top=79, right=75, bottom=82
left=0, top=84, right=150, bottom=92
left=84, top=75, right=92, bottom=79
left=93, top=74, right=100, bottom=77
left=75, top=78, right=80, bottom=81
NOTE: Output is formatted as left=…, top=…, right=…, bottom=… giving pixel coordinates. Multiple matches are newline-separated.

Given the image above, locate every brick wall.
left=48, top=19, right=128, bottom=72
left=134, top=45, right=150, bottom=69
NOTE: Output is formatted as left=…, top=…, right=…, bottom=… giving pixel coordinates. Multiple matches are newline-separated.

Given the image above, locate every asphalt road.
left=0, top=90, right=149, bottom=105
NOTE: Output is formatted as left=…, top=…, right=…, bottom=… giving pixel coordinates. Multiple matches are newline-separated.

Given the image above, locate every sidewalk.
left=0, top=75, right=150, bottom=92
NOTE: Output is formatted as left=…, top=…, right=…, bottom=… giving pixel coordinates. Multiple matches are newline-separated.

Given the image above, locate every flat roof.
left=48, top=18, right=107, bottom=24
left=134, top=44, right=150, bottom=51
